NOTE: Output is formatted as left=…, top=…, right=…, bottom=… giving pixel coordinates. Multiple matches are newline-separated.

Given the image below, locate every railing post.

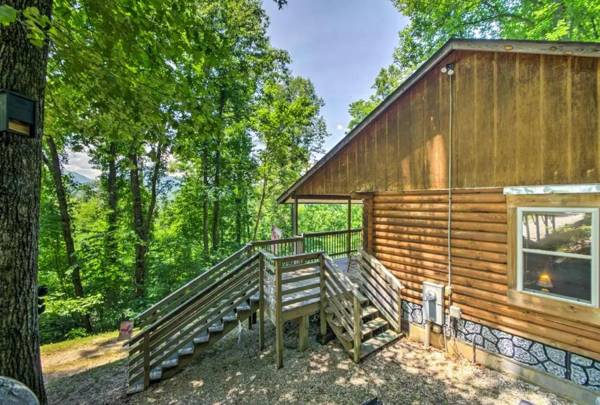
left=143, top=333, right=150, bottom=389
left=275, top=259, right=283, bottom=369
left=258, top=254, right=265, bottom=351
left=353, top=295, right=362, bottom=363
left=395, top=288, right=403, bottom=333
left=319, top=254, right=327, bottom=340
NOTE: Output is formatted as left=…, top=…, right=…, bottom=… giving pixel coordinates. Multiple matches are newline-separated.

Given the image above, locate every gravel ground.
left=44, top=320, right=573, bottom=405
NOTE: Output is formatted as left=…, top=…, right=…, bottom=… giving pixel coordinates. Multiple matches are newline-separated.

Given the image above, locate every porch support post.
left=291, top=197, right=298, bottom=236
left=347, top=197, right=352, bottom=256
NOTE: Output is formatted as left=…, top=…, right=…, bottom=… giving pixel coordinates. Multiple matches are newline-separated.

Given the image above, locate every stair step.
left=236, top=303, right=251, bottom=312
left=223, top=312, right=237, bottom=323
left=208, top=322, right=224, bottom=333
left=341, top=317, right=389, bottom=342
left=249, top=292, right=260, bottom=303
left=127, top=382, right=144, bottom=395
left=178, top=343, right=194, bottom=356
left=362, top=305, right=379, bottom=319
left=149, top=367, right=162, bottom=381
left=161, top=356, right=179, bottom=369
left=193, top=333, right=210, bottom=344
left=359, top=329, right=401, bottom=359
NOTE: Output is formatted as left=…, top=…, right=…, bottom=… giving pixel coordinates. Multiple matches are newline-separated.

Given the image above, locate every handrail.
left=322, top=255, right=363, bottom=361
left=134, top=243, right=253, bottom=327
left=129, top=252, right=261, bottom=389
left=129, top=252, right=261, bottom=345
left=356, top=249, right=403, bottom=333
left=302, top=228, right=362, bottom=237
left=358, top=249, right=403, bottom=292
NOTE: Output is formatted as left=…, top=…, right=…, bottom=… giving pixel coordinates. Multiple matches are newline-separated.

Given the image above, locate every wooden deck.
left=265, top=256, right=358, bottom=321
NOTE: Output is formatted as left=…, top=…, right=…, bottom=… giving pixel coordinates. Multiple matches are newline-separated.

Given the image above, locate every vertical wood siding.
left=294, top=50, right=600, bottom=196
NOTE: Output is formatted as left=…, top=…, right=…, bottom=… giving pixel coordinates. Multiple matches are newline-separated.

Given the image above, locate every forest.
left=8, top=0, right=600, bottom=345
left=32, top=0, right=364, bottom=343
left=1, top=0, right=599, bottom=403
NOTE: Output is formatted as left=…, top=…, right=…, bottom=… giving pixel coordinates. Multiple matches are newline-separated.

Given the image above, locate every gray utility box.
left=422, top=281, right=445, bottom=325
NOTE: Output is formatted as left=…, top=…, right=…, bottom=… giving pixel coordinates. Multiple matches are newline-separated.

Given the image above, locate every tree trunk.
left=211, top=148, right=221, bottom=250
left=0, top=1, right=51, bottom=403
left=252, top=175, right=268, bottom=240
left=201, top=148, right=209, bottom=255
left=44, top=136, right=92, bottom=332
left=235, top=196, right=242, bottom=245
left=129, top=151, right=147, bottom=299
left=211, top=91, right=226, bottom=251
left=105, top=142, right=118, bottom=263
left=129, top=143, right=163, bottom=299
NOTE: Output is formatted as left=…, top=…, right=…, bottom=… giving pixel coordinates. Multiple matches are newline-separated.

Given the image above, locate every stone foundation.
left=401, top=301, right=600, bottom=392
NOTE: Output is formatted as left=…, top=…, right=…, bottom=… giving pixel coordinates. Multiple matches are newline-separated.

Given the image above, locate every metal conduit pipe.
left=441, top=63, right=455, bottom=308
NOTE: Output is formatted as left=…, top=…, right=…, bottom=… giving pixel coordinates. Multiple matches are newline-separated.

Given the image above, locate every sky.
left=65, top=0, right=407, bottom=179
left=263, top=0, right=407, bottom=150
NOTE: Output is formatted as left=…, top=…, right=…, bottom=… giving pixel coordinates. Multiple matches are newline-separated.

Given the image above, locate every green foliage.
left=348, top=0, right=600, bottom=127
left=0, top=5, right=17, bottom=26
left=37, top=0, right=347, bottom=343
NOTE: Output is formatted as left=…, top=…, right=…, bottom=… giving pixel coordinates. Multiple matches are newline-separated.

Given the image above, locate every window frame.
left=516, top=206, right=599, bottom=307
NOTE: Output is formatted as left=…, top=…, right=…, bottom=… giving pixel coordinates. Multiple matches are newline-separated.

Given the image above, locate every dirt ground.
left=42, top=322, right=572, bottom=405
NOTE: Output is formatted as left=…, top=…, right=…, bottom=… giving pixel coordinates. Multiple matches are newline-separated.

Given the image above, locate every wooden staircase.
left=125, top=235, right=404, bottom=394
left=126, top=245, right=263, bottom=394
left=322, top=251, right=404, bottom=362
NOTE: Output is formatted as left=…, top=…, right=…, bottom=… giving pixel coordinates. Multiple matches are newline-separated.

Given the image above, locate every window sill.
left=507, top=289, right=600, bottom=327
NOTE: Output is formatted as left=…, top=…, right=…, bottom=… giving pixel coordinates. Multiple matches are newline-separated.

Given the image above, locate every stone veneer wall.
left=401, top=301, right=600, bottom=392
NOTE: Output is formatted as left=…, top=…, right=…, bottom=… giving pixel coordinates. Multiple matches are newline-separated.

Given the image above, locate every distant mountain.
left=67, top=171, right=94, bottom=185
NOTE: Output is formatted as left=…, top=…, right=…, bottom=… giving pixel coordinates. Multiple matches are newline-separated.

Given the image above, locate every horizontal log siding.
left=372, top=188, right=600, bottom=360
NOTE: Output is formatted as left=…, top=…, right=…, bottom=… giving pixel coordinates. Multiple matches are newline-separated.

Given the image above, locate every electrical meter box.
left=422, top=281, right=445, bottom=325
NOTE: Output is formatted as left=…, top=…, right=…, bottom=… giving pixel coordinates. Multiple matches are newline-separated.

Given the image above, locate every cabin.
left=127, top=38, right=600, bottom=404
left=277, top=39, right=600, bottom=401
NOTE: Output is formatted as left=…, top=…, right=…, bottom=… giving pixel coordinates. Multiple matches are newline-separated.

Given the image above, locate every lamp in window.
left=537, top=272, right=554, bottom=291
left=0, top=90, right=36, bottom=137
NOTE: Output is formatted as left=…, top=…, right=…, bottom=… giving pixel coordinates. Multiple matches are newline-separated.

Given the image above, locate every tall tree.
left=43, top=135, right=93, bottom=332
left=0, top=1, right=52, bottom=403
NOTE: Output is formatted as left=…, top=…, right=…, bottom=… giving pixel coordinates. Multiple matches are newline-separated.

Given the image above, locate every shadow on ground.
left=45, top=321, right=569, bottom=405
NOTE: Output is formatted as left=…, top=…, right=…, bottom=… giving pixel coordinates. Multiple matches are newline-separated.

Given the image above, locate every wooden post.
left=353, top=295, right=362, bottom=363
left=143, top=333, right=150, bottom=389
left=292, top=198, right=298, bottom=236
left=395, top=288, right=403, bottom=333
left=298, top=315, right=309, bottom=351
left=275, top=260, right=283, bottom=368
left=258, top=254, right=265, bottom=351
left=347, top=197, right=352, bottom=256
left=319, top=254, right=327, bottom=340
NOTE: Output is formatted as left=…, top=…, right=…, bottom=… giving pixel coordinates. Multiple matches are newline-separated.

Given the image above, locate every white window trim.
left=516, top=207, right=599, bottom=307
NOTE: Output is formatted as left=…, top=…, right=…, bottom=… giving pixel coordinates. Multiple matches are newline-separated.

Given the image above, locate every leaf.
left=0, top=5, right=17, bottom=26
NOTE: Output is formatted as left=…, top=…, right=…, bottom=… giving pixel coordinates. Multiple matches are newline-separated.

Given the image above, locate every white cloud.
left=64, top=151, right=101, bottom=180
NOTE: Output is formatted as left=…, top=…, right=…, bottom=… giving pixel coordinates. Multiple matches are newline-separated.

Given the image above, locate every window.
left=517, top=207, right=599, bottom=306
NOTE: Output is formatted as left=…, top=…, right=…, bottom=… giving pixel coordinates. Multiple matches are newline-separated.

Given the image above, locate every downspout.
left=442, top=63, right=455, bottom=308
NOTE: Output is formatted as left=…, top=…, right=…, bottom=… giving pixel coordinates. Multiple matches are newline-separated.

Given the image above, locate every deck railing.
left=271, top=252, right=323, bottom=368
left=251, top=228, right=362, bottom=258
left=321, top=255, right=364, bottom=362
left=133, top=244, right=255, bottom=328
left=302, top=228, right=362, bottom=257
left=355, top=249, right=403, bottom=332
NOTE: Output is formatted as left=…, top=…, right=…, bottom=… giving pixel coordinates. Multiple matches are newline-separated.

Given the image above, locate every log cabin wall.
left=292, top=49, right=600, bottom=366
left=294, top=50, right=600, bottom=196
left=372, top=188, right=600, bottom=362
